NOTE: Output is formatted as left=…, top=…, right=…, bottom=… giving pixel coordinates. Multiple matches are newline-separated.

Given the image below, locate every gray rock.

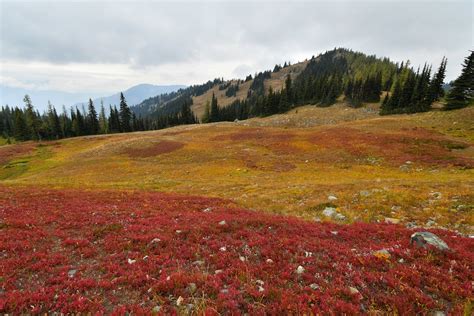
left=322, top=207, right=336, bottom=217
left=68, top=269, right=77, bottom=278
left=410, top=232, right=449, bottom=251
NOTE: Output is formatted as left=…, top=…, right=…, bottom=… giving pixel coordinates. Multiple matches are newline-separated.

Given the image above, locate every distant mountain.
left=75, top=84, right=186, bottom=109
left=0, top=84, right=186, bottom=113
left=0, top=85, right=106, bottom=112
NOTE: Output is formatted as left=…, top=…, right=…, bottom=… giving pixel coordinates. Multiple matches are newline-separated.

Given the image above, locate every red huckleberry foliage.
left=0, top=186, right=473, bottom=314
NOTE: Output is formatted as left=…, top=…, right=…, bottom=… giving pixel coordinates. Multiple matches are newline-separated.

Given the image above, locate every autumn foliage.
left=1, top=186, right=472, bottom=314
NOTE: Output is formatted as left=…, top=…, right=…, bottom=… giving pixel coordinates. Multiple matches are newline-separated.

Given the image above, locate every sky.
left=0, top=0, right=473, bottom=106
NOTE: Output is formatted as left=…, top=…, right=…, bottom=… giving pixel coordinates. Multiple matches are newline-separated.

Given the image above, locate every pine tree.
left=202, top=100, right=210, bottom=123
left=98, top=101, right=108, bottom=134
left=209, top=93, right=219, bottom=122
left=23, top=95, right=39, bottom=140
left=445, top=51, right=473, bottom=110
left=47, top=101, right=61, bottom=139
left=428, top=57, right=447, bottom=104
left=87, top=98, right=99, bottom=135
left=13, top=109, right=29, bottom=141
left=119, top=93, right=132, bottom=132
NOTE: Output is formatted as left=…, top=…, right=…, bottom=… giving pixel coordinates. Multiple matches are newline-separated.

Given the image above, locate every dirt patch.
left=272, top=161, right=296, bottom=172
left=123, top=140, right=184, bottom=158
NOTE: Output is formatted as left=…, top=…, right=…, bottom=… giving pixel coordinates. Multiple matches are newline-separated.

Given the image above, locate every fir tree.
left=119, top=92, right=132, bottom=132
left=98, top=101, right=108, bottom=134
left=209, top=93, right=219, bottom=122
left=445, top=51, right=473, bottom=110
left=428, top=57, right=447, bottom=104
left=87, top=98, right=99, bottom=135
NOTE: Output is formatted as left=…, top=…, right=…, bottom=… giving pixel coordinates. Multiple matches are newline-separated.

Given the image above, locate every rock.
left=219, top=246, right=227, bottom=252
left=426, top=219, right=436, bottom=227
left=309, top=283, right=320, bottom=290
left=373, top=249, right=391, bottom=260
left=152, top=306, right=161, bottom=313
left=384, top=217, right=400, bottom=224
left=239, top=256, right=246, bottom=262
left=296, top=265, right=305, bottom=274
left=429, top=192, right=442, bottom=200
left=432, top=311, right=445, bottom=316
left=330, top=231, right=338, bottom=235
left=203, top=207, right=212, bottom=212
left=322, top=207, right=336, bottom=217
left=218, top=220, right=226, bottom=226
left=314, top=217, right=321, bottom=222
left=266, top=258, right=274, bottom=264
left=215, top=269, right=223, bottom=274
left=410, top=232, right=449, bottom=251
left=349, top=286, right=360, bottom=295
left=68, top=269, right=77, bottom=278
left=149, top=238, right=161, bottom=245
left=220, top=288, right=229, bottom=294
left=127, top=258, right=136, bottom=264
left=334, top=213, right=346, bottom=221
left=176, top=296, right=184, bottom=306
left=328, top=195, right=338, bottom=201
left=406, top=222, right=417, bottom=229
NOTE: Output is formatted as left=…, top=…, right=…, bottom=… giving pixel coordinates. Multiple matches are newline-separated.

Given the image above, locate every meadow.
left=1, top=104, right=473, bottom=313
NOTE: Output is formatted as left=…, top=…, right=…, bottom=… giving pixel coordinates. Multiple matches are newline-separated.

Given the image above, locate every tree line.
left=0, top=93, right=197, bottom=142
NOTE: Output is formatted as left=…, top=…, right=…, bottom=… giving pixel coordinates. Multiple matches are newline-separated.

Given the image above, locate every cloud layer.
left=1, top=0, right=472, bottom=94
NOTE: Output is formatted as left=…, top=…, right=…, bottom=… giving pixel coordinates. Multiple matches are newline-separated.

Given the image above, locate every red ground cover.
left=123, top=141, right=184, bottom=158
left=0, top=186, right=472, bottom=314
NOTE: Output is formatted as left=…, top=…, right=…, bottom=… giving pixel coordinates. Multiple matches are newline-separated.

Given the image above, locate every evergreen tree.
left=119, top=92, right=132, bottom=132
left=428, top=57, right=447, bottom=104
left=98, top=101, right=108, bottom=134
left=13, top=109, right=29, bottom=141
left=202, top=100, right=210, bottom=123
left=209, top=93, right=219, bottom=122
left=445, top=51, right=474, bottom=110
left=47, top=101, right=61, bottom=139
left=87, top=98, right=99, bottom=135
left=23, top=95, right=39, bottom=140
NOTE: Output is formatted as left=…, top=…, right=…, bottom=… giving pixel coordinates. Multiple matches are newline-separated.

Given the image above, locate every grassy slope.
left=1, top=104, right=473, bottom=233
left=191, top=61, right=308, bottom=118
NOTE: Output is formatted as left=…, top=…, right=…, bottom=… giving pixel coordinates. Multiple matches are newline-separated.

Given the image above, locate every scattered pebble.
left=218, top=220, right=227, bottom=226
left=127, top=258, right=136, bottom=264
left=296, top=265, right=305, bottom=274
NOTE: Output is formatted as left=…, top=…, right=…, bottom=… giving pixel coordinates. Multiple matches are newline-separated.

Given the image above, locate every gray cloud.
left=0, top=0, right=472, bottom=94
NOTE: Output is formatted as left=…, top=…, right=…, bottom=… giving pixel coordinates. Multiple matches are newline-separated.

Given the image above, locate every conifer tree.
left=445, top=51, right=473, bottom=110
left=13, top=109, right=29, bottom=141
left=119, top=93, right=132, bottom=132
left=98, top=101, right=108, bottom=134
left=23, top=95, right=39, bottom=140
left=428, top=57, right=447, bottom=104
left=87, top=98, right=99, bottom=135
left=209, top=93, right=219, bottom=122
left=202, top=100, right=210, bottom=123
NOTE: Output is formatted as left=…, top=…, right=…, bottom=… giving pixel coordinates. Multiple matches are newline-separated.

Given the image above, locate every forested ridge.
left=1, top=48, right=472, bottom=142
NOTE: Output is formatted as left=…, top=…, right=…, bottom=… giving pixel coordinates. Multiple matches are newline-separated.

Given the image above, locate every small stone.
left=296, top=265, right=305, bottom=274
left=432, top=311, right=445, bottom=316
left=176, top=296, right=184, bottom=306
left=152, top=305, right=161, bottom=313
left=410, top=232, right=449, bottom=251
left=215, top=269, right=223, bottom=274
left=385, top=217, right=400, bottom=224
left=373, top=249, right=391, bottom=260
left=218, top=220, right=227, bottom=226
left=219, top=246, right=227, bottom=252
left=256, top=279, right=264, bottom=286
left=203, top=207, right=212, bottom=212
left=328, top=195, right=338, bottom=201
left=330, top=231, right=338, bottom=235
left=127, top=258, right=136, bottom=264
left=68, top=269, right=77, bottom=278
left=266, top=258, right=274, bottom=264
left=398, top=258, right=405, bottom=263
left=322, top=207, right=336, bottom=217
left=258, top=285, right=264, bottom=292
left=175, top=230, right=182, bottom=234
left=143, top=255, right=149, bottom=260
left=349, top=286, right=360, bottom=295
left=309, top=283, right=319, bottom=290
left=220, top=288, right=229, bottom=294
left=314, top=217, right=321, bottom=222
left=239, top=256, right=246, bottom=262
left=334, top=213, right=346, bottom=221
left=149, top=238, right=161, bottom=244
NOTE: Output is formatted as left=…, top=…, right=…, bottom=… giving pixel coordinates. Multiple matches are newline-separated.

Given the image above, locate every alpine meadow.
left=0, top=1, right=473, bottom=315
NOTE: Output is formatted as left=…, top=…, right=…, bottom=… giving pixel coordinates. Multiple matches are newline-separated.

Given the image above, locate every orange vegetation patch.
left=123, top=140, right=184, bottom=158
left=0, top=143, right=36, bottom=165
left=309, top=127, right=473, bottom=167
left=213, top=129, right=294, bottom=142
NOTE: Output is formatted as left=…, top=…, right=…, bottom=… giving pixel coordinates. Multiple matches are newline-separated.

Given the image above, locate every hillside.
left=1, top=104, right=472, bottom=233
left=1, top=103, right=474, bottom=313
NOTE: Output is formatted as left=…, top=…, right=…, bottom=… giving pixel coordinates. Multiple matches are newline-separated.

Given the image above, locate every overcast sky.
left=1, top=0, right=472, bottom=96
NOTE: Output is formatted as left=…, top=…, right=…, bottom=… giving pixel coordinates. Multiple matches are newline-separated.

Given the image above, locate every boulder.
left=410, top=232, right=449, bottom=251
